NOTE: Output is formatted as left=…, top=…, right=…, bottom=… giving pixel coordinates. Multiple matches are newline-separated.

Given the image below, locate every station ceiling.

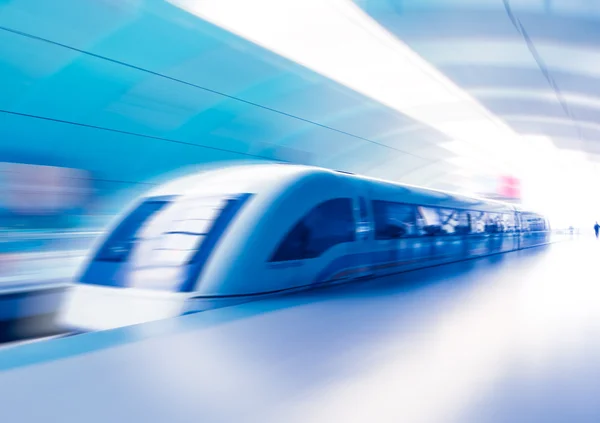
left=0, top=0, right=595, bottom=208
left=361, top=0, right=600, bottom=160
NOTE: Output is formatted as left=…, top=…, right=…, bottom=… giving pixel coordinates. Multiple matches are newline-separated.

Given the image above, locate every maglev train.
left=59, top=164, right=551, bottom=331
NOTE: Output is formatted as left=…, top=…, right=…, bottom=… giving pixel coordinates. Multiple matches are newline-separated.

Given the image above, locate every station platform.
left=0, top=237, right=598, bottom=422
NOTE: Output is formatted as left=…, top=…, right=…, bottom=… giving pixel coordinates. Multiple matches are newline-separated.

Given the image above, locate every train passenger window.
left=438, top=209, right=470, bottom=235
left=452, top=210, right=471, bottom=234
left=417, top=206, right=443, bottom=236
left=419, top=207, right=440, bottom=225
left=373, top=201, right=417, bottom=239
left=437, top=208, right=461, bottom=234
left=470, top=211, right=487, bottom=233
left=522, top=213, right=546, bottom=232
left=270, top=198, right=355, bottom=262
left=485, top=213, right=503, bottom=233
left=422, top=208, right=470, bottom=235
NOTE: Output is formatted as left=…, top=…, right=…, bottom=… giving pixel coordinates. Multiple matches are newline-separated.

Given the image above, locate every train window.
left=144, top=193, right=253, bottom=292
left=444, top=209, right=470, bottom=234
left=470, top=211, right=487, bottom=233
left=484, top=213, right=502, bottom=233
left=419, top=207, right=440, bottom=225
left=95, top=198, right=172, bottom=262
left=438, top=208, right=460, bottom=234
left=269, top=221, right=309, bottom=262
left=417, top=206, right=443, bottom=236
left=270, top=198, right=355, bottom=262
left=522, top=213, right=546, bottom=232
left=418, top=208, right=470, bottom=235
left=84, top=193, right=254, bottom=292
left=305, top=199, right=355, bottom=258
left=455, top=211, right=471, bottom=234
left=373, top=201, right=417, bottom=239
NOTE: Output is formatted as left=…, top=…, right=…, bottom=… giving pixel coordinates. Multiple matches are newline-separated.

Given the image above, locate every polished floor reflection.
left=0, top=237, right=598, bottom=423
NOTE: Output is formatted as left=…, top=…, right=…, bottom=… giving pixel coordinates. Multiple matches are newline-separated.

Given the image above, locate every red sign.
left=498, top=176, right=521, bottom=199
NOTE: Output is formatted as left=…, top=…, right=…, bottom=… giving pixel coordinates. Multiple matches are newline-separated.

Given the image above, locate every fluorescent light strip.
left=411, top=39, right=600, bottom=79
left=470, top=88, right=600, bottom=111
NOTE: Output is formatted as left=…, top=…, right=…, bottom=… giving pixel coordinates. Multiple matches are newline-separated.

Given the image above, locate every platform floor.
left=1, top=237, right=599, bottom=423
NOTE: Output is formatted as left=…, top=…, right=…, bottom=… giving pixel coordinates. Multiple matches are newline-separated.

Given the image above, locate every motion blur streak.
left=0, top=162, right=94, bottom=284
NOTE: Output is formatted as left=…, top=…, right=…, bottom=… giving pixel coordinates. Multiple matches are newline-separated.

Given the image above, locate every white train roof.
left=348, top=172, right=516, bottom=213
left=147, top=163, right=524, bottom=214
left=147, top=163, right=313, bottom=198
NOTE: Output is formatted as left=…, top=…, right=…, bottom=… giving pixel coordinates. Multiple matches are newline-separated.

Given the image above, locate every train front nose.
left=58, top=284, right=188, bottom=332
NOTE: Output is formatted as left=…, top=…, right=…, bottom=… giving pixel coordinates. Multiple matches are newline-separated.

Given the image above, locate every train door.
left=390, top=203, right=419, bottom=271
left=503, top=212, right=519, bottom=251
left=437, top=208, right=467, bottom=260
left=267, top=216, right=310, bottom=288
left=520, top=213, right=535, bottom=248
left=467, top=211, right=489, bottom=257
left=414, top=206, right=436, bottom=264
left=291, top=198, right=356, bottom=286
left=345, top=194, right=374, bottom=280
left=486, top=213, right=504, bottom=253
left=514, top=212, right=522, bottom=250
left=370, top=200, right=419, bottom=276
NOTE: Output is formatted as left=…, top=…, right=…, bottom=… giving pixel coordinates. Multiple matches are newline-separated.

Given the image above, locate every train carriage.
left=59, top=164, right=551, bottom=331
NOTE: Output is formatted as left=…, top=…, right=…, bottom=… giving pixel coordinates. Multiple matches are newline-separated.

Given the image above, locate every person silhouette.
left=594, top=222, right=599, bottom=239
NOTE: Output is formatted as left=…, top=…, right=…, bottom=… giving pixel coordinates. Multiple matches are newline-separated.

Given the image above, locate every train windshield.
left=96, top=197, right=174, bottom=262
left=83, top=193, right=252, bottom=292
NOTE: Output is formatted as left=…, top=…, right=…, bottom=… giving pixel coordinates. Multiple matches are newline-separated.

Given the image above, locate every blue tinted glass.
left=271, top=222, right=310, bottom=262
left=179, top=193, right=253, bottom=292
left=96, top=199, right=170, bottom=262
left=83, top=194, right=253, bottom=292
left=271, top=198, right=355, bottom=262
left=373, top=200, right=416, bottom=239
left=522, top=213, right=546, bottom=232
left=446, top=210, right=470, bottom=234
left=304, top=198, right=355, bottom=258
left=419, top=207, right=441, bottom=226
left=485, top=213, right=502, bottom=234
